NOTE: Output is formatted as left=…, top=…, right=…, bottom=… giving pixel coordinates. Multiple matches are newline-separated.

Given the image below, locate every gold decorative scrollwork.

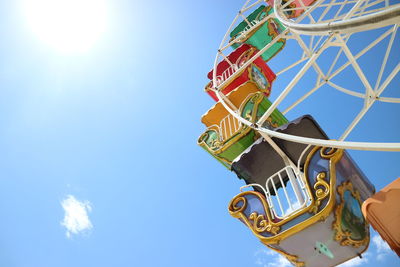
left=310, top=172, right=330, bottom=214
left=240, top=92, right=264, bottom=123
left=283, top=254, right=305, bottom=267
left=320, top=146, right=342, bottom=160
left=249, top=92, right=262, bottom=103
left=228, top=192, right=280, bottom=236
left=332, top=181, right=369, bottom=248
left=266, top=117, right=279, bottom=128
left=229, top=196, right=247, bottom=215
left=249, top=212, right=280, bottom=234
left=210, top=139, right=222, bottom=150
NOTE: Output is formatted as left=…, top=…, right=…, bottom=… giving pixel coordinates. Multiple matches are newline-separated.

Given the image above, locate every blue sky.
left=0, top=0, right=398, bottom=266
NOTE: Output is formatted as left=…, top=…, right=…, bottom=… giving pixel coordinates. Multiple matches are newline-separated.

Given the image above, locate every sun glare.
left=23, top=0, right=108, bottom=53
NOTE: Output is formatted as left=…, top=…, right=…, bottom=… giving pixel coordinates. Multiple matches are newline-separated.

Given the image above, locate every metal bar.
left=343, top=0, right=366, bottom=20
left=336, top=35, right=374, bottom=97
left=219, top=51, right=235, bottom=68
left=340, top=103, right=373, bottom=140
left=216, top=89, right=400, bottom=151
left=240, top=12, right=252, bottom=26
left=240, top=183, right=268, bottom=196
left=278, top=171, right=293, bottom=211
left=283, top=79, right=325, bottom=114
left=260, top=132, right=298, bottom=167
left=276, top=57, right=309, bottom=76
left=257, top=35, right=333, bottom=125
left=286, top=167, right=304, bottom=204
left=329, top=27, right=393, bottom=80
left=274, top=3, right=400, bottom=35
left=270, top=176, right=285, bottom=216
left=376, top=62, right=400, bottom=95
left=376, top=96, right=400, bottom=103
left=327, top=81, right=365, bottom=98
left=292, top=32, right=327, bottom=78
left=312, top=35, right=326, bottom=52
left=375, top=24, right=398, bottom=91
left=326, top=34, right=351, bottom=78
left=241, top=0, right=262, bottom=13
left=328, top=0, right=350, bottom=26
left=265, top=181, right=277, bottom=219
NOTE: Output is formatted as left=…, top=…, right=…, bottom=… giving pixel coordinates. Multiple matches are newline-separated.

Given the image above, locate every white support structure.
left=210, top=0, right=400, bottom=153
left=274, top=2, right=400, bottom=35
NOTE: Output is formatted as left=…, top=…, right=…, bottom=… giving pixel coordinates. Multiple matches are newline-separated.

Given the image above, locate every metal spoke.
left=374, top=24, right=398, bottom=91
left=211, top=0, right=400, bottom=151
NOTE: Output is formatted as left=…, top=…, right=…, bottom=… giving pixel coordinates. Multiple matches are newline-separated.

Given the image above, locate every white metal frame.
left=211, top=0, right=400, bottom=151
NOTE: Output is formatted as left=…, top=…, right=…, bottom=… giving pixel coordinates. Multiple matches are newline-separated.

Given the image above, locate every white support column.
left=257, top=34, right=334, bottom=126
left=337, top=35, right=375, bottom=99
left=374, top=24, right=398, bottom=91
left=287, top=166, right=305, bottom=205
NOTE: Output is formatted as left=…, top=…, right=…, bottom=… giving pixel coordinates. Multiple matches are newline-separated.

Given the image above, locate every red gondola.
left=205, top=44, right=276, bottom=101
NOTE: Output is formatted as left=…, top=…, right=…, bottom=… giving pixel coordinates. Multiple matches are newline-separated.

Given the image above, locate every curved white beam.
left=274, top=2, right=400, bottom=35
left=214, top=90, right=400, bottom=151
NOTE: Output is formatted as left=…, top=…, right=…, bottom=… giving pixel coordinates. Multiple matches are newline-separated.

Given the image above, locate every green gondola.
left=230, top=5, right=286, bottom=62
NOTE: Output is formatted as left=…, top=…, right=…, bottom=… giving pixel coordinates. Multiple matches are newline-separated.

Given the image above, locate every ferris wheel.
left=198, top=0, right=400, bottom=265
left=212, top=0, right=400, bottom=151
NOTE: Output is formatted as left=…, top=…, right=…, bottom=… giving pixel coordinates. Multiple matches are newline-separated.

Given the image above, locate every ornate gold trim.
left=228, top=146, right=344, bottom=244
left=332, top=181, right=370, bottom=248
left=228, top=191, right=280, bottom=235
left=249, top=212, right=280, bottom=234
left=310, top=172, right=330, bottom=214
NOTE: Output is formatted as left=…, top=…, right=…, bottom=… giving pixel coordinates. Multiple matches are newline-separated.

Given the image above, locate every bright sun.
left=23, top=0, right=108, bottom=53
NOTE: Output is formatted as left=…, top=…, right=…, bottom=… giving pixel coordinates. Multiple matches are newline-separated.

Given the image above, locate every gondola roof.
left=232, top=115, right=329, bottom=190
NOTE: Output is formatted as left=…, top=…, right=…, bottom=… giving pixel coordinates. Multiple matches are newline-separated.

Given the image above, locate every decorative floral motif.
left=228, top=192, right=280, bottom=235
left=333, top=181, right=369, bottom=248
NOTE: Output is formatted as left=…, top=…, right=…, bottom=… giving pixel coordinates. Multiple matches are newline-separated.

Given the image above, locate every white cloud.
left=61, top=195, right=93, bottom=238
left=254, top=234, right=391, bottom=267
left=254, top=248, right=291, bottom=267
left=339, top=253, right=369, bottom=267
left=255, top=248, right=371, bottom=267
left=372, top=234, right=391, bottom=261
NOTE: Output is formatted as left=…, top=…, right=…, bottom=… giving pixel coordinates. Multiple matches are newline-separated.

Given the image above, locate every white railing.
left=240, top=165, right=312, bottom=220
left=264, top=166, right=310, bottom=220
left=238, top=19, right=260, bottom=39
left=215, top=64, right=239, bottom=86
left=220, top=113, right=242, bottom=140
